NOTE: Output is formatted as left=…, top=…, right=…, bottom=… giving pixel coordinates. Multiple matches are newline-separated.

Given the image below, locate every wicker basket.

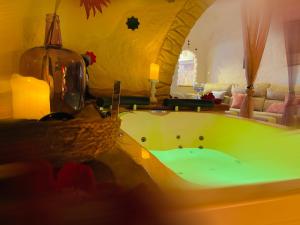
left=0, top=117, right=121, bottom=165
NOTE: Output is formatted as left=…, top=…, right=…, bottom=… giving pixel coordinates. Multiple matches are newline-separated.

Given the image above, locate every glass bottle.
left=19, top=14, right=86, bottom=114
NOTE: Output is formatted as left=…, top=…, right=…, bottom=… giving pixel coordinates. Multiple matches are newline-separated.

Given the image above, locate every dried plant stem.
left=54, top=0, right=62, bottom=14
left=45, top=0, right=62, bottom=49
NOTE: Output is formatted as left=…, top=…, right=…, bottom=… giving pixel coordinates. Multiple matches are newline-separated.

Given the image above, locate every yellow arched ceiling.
left=0, top=0, right=214, bottom=99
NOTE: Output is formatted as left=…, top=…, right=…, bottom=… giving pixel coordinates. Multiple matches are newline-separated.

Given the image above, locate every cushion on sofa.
left=267, top=85, right=300, bottom=101
left=266, top=102, right=286, bottom=114
left=263, top=99, right=284, bottom=112
left=229, top=95, right=265, bottom=111
left=204, top=83, right=232, bottom=96
left=264, top=95, right=298, bottom=104
left=254, top=83, right=271, bottom=97
left=223, top=96, right=232, bottom=105
left=266, top=87, right=286, bottom=101
left=231, top=93, right=246, bottom=109
left=231, top=84, right=246, bottom=95
left=231, top=83, right=270, bottom=97
left=253, top=97, right=266, bottom=112
left=212, top=91, right=226, bottom=100
left=273, top=84, right=300, bottom=92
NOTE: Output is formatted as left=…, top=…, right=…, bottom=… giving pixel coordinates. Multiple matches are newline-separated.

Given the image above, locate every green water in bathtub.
left=150, top=148, right=290, bottom=187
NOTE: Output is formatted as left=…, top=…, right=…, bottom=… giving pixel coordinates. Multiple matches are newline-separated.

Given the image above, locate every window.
left=176, top=50, right=197, bottom=86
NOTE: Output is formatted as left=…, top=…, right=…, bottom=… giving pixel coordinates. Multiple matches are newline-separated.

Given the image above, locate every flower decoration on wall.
left=82, top=51, right=97, bottom=84
left=126, top=16, right=140, bottom=31
left=80, top=0, right=111, bottom=19
left=83, top=51, right=97, bottom=66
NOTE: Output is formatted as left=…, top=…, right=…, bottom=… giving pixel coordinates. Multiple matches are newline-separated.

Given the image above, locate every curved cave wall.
left=0, top=0, right=213, bottom=99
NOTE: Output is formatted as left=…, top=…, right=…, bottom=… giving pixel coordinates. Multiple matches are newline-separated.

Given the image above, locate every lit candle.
left=10, top=74, right=50, bottom=120
left=149, top=63, right=160, bottom=103
left=149, top=63, right=160, bottom=81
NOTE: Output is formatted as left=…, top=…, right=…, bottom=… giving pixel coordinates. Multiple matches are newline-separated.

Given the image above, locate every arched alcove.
left=170, top=50, right=197, bottom=98
left=177, top=50, right=198, bottom=86
left=156, top=0, right=214, bottom=99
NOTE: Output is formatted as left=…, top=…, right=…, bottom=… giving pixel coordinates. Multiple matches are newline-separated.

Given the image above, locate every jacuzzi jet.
left=178, top=145, right=183, bottom=149
left=199, top=146, right=204, bottom=149
left=176, top=135, right=181, bottom=140
left=141, top=137, right=147, bottom=142
left=199, top=136, right=204, bottom=141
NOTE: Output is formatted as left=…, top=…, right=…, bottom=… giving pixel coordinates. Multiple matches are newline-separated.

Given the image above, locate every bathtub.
left=119, top=112, right=300, bottom=205
left=120, top=111, right=300, bottom=185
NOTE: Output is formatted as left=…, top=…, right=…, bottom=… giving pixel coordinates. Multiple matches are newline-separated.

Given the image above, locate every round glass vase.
left=19, top=14, right=86, bottom=114
left=193, top=83, right=205, bottom=100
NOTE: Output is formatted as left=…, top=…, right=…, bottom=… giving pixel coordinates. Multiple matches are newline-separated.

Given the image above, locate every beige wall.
left=183, top=0, right=300, bottom=86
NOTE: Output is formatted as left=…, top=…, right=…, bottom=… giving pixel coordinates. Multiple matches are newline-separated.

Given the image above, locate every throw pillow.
left=212, top=91, right=226, bottom=100
left=231, top=93, right=246, bottom=109
left=266, top=103, right=286, bottom=114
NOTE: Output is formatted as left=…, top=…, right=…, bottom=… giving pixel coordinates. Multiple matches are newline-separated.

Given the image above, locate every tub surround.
left=119, top=111, right=300, bottom=210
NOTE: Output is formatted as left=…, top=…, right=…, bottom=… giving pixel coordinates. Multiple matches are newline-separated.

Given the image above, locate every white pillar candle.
left=149, top=63, right=160, bottom=81
left=10, top=74, right=50, bottom=120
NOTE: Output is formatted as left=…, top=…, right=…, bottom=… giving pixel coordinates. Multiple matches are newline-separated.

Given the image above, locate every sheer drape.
left=240, top=0, right=272, bottom=118
left=281, top=20, right=300, bottom=126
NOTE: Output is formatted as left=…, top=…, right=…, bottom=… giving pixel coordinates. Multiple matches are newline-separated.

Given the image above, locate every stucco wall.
left=0, top=0, right=213, bottom=98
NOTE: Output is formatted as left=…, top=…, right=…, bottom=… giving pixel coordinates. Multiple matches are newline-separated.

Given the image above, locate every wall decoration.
left=126, top=16, right=140, bottom=31
left=82, top=51, right=97, bottom=97
left=83, top=51, right=97, bottom=67
left=80, top=0, right=111, bottom=19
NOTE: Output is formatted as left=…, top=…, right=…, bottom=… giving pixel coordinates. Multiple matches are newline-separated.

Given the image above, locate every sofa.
left=170, top=82, right=300, bottom=124
left=226, top=83, right=300, bottom=124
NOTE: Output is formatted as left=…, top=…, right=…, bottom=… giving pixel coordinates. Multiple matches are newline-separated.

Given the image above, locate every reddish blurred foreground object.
left=80, top=0, right=111, bottom=19
left=3, top=161, right=99, bottom=195
left=0, top=161, right=164, bottom=225
left=56, top=162, right=97, bottom=193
